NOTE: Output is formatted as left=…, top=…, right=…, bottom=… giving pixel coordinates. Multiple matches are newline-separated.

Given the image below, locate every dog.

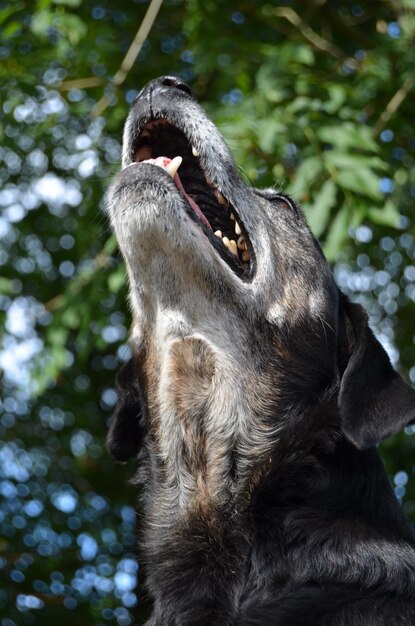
left=105, top=76, right=415, bottom=625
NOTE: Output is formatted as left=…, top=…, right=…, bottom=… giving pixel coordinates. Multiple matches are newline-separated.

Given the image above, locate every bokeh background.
left=1, top=0, right=415, bottom=624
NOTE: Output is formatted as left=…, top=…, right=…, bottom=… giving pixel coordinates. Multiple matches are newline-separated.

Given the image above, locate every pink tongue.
left=141, top=157, right=212, bottom=229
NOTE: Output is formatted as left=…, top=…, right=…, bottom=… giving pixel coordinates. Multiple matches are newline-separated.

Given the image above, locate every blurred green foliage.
left=1, top=0, right=415, bottom=624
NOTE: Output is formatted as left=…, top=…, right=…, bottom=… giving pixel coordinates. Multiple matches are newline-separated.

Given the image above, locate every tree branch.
left=373, top=75, right=415, bottom=137
left=59, top=77, right=105, bottom=91
left=273, top=7, right=343, bottom=59
left=92, top=0, right=164, bottom=117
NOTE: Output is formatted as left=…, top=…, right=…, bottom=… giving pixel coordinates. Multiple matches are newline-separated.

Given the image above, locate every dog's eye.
left=255, top=190, right=300, bottom=216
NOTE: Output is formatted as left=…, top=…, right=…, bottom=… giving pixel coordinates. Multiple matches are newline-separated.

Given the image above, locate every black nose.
left=156, top=76, right=192, bottom=96
left=137, top=75, right=193, bottom=101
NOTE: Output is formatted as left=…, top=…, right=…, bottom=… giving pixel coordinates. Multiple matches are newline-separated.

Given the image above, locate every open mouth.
left=128, top=120, right=254, bottom=279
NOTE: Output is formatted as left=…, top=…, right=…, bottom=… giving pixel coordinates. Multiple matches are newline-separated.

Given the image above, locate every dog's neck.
left=138, top=314, right=282, bottom=515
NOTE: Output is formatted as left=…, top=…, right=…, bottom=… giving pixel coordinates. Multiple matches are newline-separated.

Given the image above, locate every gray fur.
left=106, top=77, right=415, bottom=625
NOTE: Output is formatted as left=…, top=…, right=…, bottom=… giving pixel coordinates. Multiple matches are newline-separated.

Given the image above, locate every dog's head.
left=106, top=77, right=415, bottom=483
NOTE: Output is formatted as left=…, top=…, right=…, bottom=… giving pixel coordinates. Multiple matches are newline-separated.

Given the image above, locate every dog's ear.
left=338, top=296, right=415, bottom=450
left=106, top=358, right=144, bottom=462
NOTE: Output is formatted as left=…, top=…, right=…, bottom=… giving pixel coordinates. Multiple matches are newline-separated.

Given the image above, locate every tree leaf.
left=30, top=9, right=52, bottom=38
left=368, top=199, right=401, bottom=228
left=53, top=0, right=82, bottom=6
left=256, top=119, right=285, bottom=153
left=336, top=167, right=382, bottom=200
left=287, top=156, right=323, bottom=200
left=317, top=123, right=378, bottom=152
left=325, top=152, right=387, bottom=171
left=108, top=269, right=126, bottom=293
left=323, top=204, right=350, bottom=261
left=55, top=13, right=87, bottom=44
left=324, top=85, right=347, bottom=114
left=304, top=179, right=337, bottom=237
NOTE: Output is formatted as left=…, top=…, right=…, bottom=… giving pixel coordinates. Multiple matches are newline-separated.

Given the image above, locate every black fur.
left=339, top=296, right=415, bottom=449
left=106, top=77, right=415, bottom=625
left=106, top=358, right=145, bottom=463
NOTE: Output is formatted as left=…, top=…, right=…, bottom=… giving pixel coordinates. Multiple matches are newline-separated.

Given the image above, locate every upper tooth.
left=192, top=146, right=200, bottom=157
left=230, top=213, right=235, bottom=220
left=237, top=236, right=246, bottom=250
left=235, top=221, right=241, bottom=235
left=166, top=156, right=183, bottom=178
left=214, top=190, right=227, bottom=206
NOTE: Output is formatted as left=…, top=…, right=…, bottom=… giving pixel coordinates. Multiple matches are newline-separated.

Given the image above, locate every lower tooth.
left=242, top=250, right=250, bottom=262
left=228, top=240, right=238, bottom=256
left=221, top=237, right=238, bottom=257
left=165, top=156, right=183, bottom=178
left=214, top=230, right=222, bottom=238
